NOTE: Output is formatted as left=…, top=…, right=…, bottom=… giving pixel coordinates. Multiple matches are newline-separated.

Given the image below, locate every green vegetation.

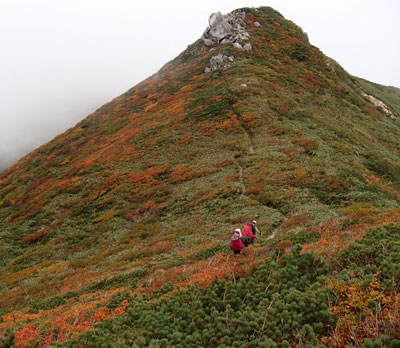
left=52, top=248, right=334, bottom=348
left=42, top=225, right=399, bottom=347
left=0, top=6, right=399, bottom=347
left=335, top=224, right=400, bottom=287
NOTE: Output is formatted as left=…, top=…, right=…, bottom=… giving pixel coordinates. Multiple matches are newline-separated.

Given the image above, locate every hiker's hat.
left=252, top=220, right=257, bottom=224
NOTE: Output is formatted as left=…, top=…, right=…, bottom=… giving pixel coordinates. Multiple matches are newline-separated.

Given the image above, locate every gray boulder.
left=202, top=38, right=215, bottom=47
left=201, top=10, right=252, bottom=50
left=243, top=43, right=252, bottom=51
left=208, top=12, right=232, bottom=40
left=202, top=11, right=232, bottom=46
left=205, top=54, right=234, bottom=73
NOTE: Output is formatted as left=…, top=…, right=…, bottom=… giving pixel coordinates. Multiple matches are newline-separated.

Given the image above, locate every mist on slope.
left=1, top=0, right=399, bottom=172
left=0, top=97, right=104, bottom=171
left=0, top=1, right=208, bottom=172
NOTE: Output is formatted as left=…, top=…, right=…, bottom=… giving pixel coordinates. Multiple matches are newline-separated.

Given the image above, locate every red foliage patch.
left=303, top=209, right=400, bottom=258
left=58, top=179, right=73, bottom=188
left=292, top=137, right=318, bottom=152
left=129, top=164, right=171, bottom=184
left=282, top=215, right=311, bottom=230
left=169, top=165, right=197, bottom=183
left=14, top=324, right=41, bottom=348
left=303, top=73, right=327, bottom=88
left=21, top=229, right=50, bottom=244
left=286, top=37, right=302, bottom=45
left=29, top=180, right=41, bottom=190
left=125, top=201, right=161, bottom=221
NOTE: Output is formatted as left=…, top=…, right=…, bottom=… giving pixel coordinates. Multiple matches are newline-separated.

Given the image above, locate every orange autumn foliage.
left=241, top=113, right=255, bottom=122
left=21, top=228, right=50, bottom=244
left=281, top=215, right=311, bottom=230
left=292, top=137, right=318, bottom=152
left=58, top=179, right=73, bottom=188
left=303, top=209, right=400, bottom=258
left=144, top=102, right=158, bottom=112
left=14, top=325, right=41, bottom=348
left=176, top=252, right=256, bottom=289
left=169, top=164, right=197, bottom=183
left=129, top=164, right=171, bottom=184
left=2, top=287, right=131, bottom=347
left=125, top=200, right=162, bottom=221
left=324, top=277, right=400, bottom=347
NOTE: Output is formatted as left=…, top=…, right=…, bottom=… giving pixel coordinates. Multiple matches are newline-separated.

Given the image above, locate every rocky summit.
left=1, top=6, right=400, bottom=348
left=202, top=10, right=251, bottom=50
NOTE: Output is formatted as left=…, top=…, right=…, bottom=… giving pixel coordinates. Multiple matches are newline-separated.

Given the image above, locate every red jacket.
left=242, top=224, right=254, bottom=239
left=230, top=230, right=244, bottom=251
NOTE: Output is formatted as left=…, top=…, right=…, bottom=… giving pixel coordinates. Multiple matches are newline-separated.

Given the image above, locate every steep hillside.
left=1, top=7, right=399, bottom=347
left=357, top=78, right=400, bottom=116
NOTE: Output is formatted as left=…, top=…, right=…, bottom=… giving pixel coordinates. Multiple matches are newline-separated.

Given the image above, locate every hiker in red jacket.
left=242, top=221, right=257, bottom=247
left=230, top=228, right=244, bottom=255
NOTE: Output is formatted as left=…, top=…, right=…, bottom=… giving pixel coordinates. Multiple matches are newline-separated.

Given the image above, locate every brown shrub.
left=21, top=229, right=50, bottom=244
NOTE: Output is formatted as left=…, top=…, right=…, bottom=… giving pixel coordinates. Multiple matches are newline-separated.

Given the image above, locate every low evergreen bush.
left=52, top=248, right=334, bottom=347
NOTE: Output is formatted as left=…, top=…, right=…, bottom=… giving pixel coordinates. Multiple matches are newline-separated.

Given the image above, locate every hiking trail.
left=235, top=160, right=247, bottom=196
left=233, top=111, right=255, bottom=154
left=244, top=128, right=255, bottom=153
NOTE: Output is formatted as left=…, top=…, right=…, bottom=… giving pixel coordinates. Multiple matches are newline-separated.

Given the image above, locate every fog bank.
left=1, top=0, right=399, bottom=172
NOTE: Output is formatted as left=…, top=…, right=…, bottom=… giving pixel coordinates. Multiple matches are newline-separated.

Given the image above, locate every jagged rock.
left=201, top=10, right=251, bottom=50
left=202, top=12, right=230, bottom=46
left=205, top=54, right=234, bottom=73
left=203, top=38, right=215, bottom=47
left=361, top=91, right=397, bottom=119
left=207, top=12, right=232, bottom=41
left=243, top=43, right=252, bottom=51
left=254, top=21, right=261, bottom=27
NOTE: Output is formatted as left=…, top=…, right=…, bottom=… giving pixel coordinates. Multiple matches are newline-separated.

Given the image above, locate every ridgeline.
left=1, top=7, right=399, bottom=347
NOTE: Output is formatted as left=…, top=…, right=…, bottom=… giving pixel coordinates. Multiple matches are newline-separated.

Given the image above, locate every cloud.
left=0, top=0, right=399, bottom=171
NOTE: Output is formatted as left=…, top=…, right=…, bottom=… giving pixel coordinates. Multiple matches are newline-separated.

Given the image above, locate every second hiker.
left=230, top=228, right=244, bottom=255
left=242, top=220, right=260, bottom=247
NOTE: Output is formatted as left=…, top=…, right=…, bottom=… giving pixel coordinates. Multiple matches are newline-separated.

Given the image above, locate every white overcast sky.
left=0, top=0, right=399, bottom=170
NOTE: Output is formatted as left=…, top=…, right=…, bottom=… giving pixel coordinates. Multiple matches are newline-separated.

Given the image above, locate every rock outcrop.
left=202, top=11, right=251, bottom=50
left=205, top=54, right=234, bottom=73
left=362, top=91, right=397, bottom=119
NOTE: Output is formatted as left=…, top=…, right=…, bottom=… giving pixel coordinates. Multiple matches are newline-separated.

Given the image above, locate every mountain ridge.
left=1, top=6, right=400, bottom=347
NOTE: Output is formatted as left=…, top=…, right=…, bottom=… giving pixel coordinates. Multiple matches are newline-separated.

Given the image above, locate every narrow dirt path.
left=244, top=128, right=255, bottom=153
left=235, top=160, right=246, bottom=196
left=266, top=231, right=276, bottom=240
left=233, top=111, right=255, bottom=154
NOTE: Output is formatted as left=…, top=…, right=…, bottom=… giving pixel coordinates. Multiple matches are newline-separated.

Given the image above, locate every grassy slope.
left=0, top=6, right=400, bottom=346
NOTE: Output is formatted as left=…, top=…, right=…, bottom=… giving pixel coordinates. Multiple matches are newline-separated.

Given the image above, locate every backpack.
left=242, top=224, right=254, bottom=238
left=231, top=230, right=241, bottom=241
